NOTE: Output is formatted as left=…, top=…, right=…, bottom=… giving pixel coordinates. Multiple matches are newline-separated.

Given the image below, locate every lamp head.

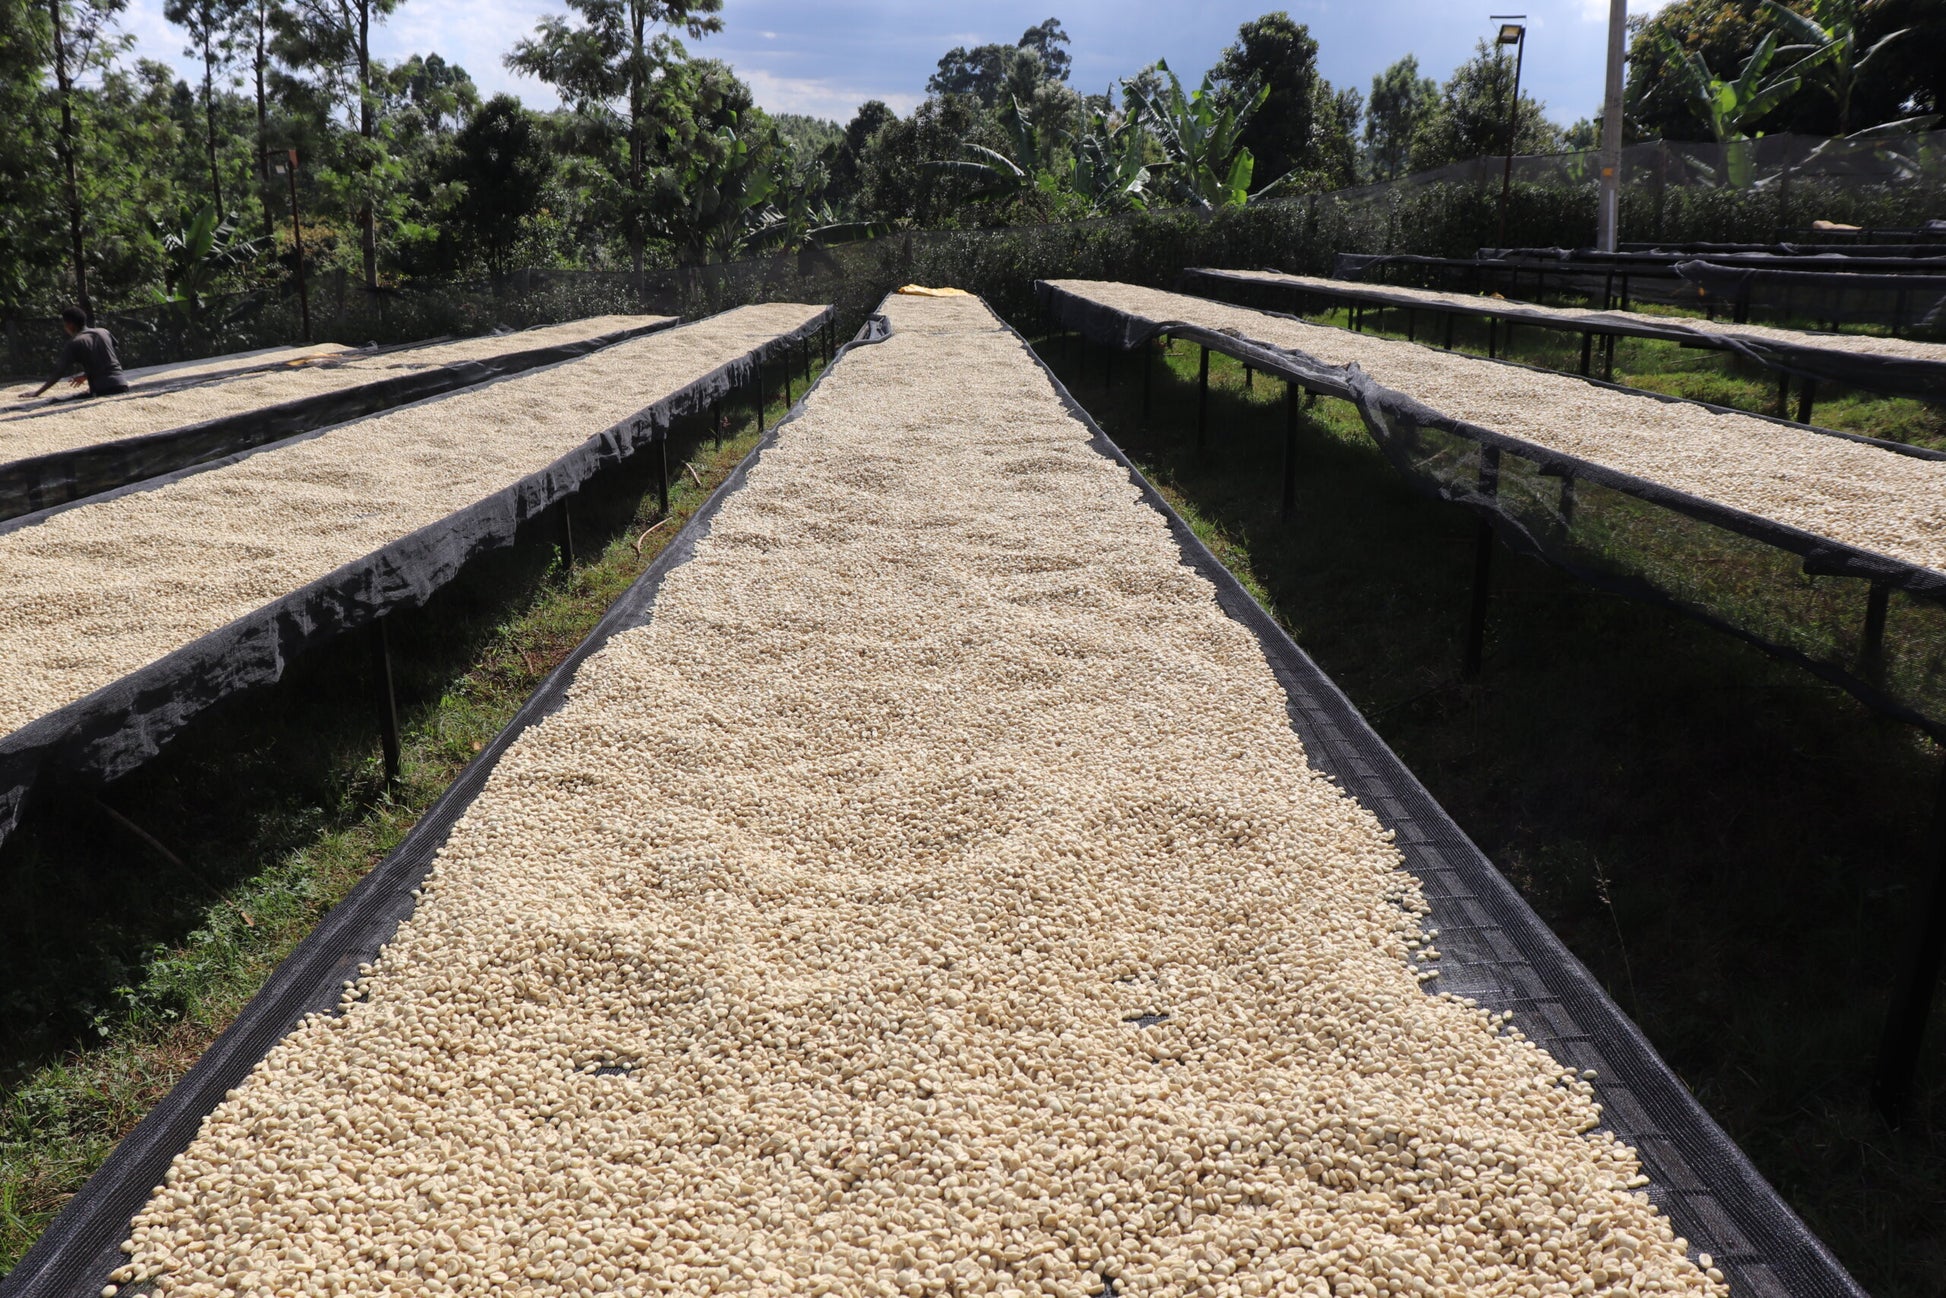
left=1497, top=22, right=1525, bottom=44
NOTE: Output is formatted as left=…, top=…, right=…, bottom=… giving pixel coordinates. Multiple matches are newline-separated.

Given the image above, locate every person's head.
left=59, top=306, right=87, bottom=336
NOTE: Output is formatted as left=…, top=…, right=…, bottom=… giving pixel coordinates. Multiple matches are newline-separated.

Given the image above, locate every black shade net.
left=0, top=320, right=679, bottom=523
left=0, top=307, right=836, bottom=853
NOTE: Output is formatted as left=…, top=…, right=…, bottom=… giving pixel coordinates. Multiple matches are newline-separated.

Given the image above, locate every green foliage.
left=1128, top=60, right=1286, bottom=210
left=448, top=94, right=553, bottom=278
left=1408, top=39, right=1564, bottom=172
left=1761, top=0, right=1936, bottom=135
left=1365, top=55, right=1439, bottom=182
left=1208, top=11, right=1323, bottom=189
left=155, top=200, right=262, bottom=317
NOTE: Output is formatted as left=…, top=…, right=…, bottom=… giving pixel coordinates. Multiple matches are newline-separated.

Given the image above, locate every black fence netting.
left=1035, top=280, right=1946, bottom=749
left=0, top=308, right=837, bottom=851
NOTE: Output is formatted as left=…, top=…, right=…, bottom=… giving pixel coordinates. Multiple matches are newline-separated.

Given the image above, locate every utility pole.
left=1492, top=17, right=1528, bottom=251
left=267, top=148, right=311, bottom=342
left=1596, top=0, right=1627, bottom=251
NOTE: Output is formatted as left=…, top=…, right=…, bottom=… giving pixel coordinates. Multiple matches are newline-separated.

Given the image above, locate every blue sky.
left=121, top=0, right=1673, bottom=129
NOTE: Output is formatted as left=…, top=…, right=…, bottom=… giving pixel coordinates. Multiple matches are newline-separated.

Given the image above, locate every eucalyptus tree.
left=274, top=0, right=407, bottom=288
left=40, top=0, right=130, bottom=314
left=506, top=0, right=724, bottom=278
left=164, top=0, right=244, bottom=221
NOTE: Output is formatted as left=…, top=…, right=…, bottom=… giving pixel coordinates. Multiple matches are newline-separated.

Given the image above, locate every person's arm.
left=30, top=337, right=82, bottom=397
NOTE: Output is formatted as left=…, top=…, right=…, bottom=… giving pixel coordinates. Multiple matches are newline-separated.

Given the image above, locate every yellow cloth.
left=896, top=285, right=972, bottom=297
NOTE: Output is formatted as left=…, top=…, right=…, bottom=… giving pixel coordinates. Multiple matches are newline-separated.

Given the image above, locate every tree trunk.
left=255, top=1, right=273, bottom=238
left=204, top=45, right=224, bottom=222
left=357, top=0, right=377, bottom=289
left=627, top=0, right=645, bottom=280
left=47, top=0, right=89, bottom=316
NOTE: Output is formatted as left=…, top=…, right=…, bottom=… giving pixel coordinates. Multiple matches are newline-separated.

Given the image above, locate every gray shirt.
left=49, top=327, right=129, bottom=396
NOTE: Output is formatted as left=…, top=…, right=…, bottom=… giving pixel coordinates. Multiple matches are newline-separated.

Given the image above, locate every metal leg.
left=1487, top=318, right=1497, bottom=360
left=802, top=337, right=812, bottom=386
left=1406, top=308, right=1416, bottom=343
left=711, top=397, right=721, bottom=449
left=1142, top=341, right=1153, bottom=417
left=1244, top=364, right=1253, bottom=391
left=754, top=363, right=766, bottom=434
left=1796, top=378, right=1817, bottom=425
left=1444, top=314, right=1456, bottom=351
left=1602, top=334, right=1617, bottom=383
left=1777, top=371, right=1792, bottom=418
left=1558, top=474, right=1577, bottom=535
left=1196, top=346, right=1210, bottom=452
left=559, top=498, right=575, bottom=569
left=1579, top=332, right=1594, bottom=377
left=1281, top=380, right=1299, bottom=520
left=655, top=433, right=670, bottom=517
left=1862, top=582, right=1891, bottom=676
left=1462, top=448, right=1501, bottom=680
left=370, top=618, right=401, bottom=784
left=1874, top=754, right=1946, bottom=1124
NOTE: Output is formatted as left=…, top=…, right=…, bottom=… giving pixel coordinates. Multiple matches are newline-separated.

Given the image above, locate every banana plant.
left=1761, top=0, right=1934, bottom=137
left=1658, top=30, right=1803, bottom=185
left=921, top=98, right=1059, bottom=203
left=1125, top=60, right=1294, bottom=209
left=650, top=117, right=780, bottom=263
left=1065, top=111, right=1151, bottom=215
left=155, top=203, right=264, bottom=320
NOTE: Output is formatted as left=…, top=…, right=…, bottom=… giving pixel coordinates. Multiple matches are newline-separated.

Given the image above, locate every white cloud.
left=735, top=67, right=918, bottom=123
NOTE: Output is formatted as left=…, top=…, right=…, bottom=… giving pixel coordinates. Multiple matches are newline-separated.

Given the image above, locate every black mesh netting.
left=0, top=319, right=679, bottom=522
left=2, top=302, right=1861, bottom=1298
left=0, top=308, right=837, bottom=852
left=1181, top=266, right=1946, bottom=404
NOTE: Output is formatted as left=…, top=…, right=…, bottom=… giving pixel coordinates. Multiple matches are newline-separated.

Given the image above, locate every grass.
left=1041, top=329, right=1946, bottom=1297
left=0, top=365, right=816, bottom=1276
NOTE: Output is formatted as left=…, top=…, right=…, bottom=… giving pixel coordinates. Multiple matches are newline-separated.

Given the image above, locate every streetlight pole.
left=1596, top=0, right=1628, bottom=250
left=265, top=147, right=311, bottom=342
left=1492, top=17, right=1528, bottom=250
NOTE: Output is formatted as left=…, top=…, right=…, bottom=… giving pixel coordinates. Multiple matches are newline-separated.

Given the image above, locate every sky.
left=119, top=0, right=1676, bottom=129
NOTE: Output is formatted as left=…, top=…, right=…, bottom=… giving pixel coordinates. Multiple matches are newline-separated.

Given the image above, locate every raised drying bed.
left=1, top=342, right=355, bottom=414
left=4, top=291, right=1854, bottom=1298
left=1185, top=266, right=1946, bottom=413
left=0, top=302, right=834, bottom=850
left=0, top=316, right=676, bottom=521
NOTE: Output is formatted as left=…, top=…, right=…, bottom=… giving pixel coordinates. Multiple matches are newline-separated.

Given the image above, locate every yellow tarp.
left=896, top=285, right=972, bottom=297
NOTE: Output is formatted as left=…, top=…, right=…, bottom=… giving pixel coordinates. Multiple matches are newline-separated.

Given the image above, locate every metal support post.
left=754, top=362, right=766, bottom=434
left=1196, top=346, right=1210, bottom=452
left=1796, top=378, right=1818, bottom=425
left=1777, top=371, right=1792, bottom=418
left=1557, top=474, right=1577, bottom=536
left=1487, top=318, right=1498, bottom=360
left=1406, top=309, right=1416, bottom=343
left=711, top=397, right=722, bottom=449
left=1462, top=447, right=1502, bottom=680
left=1602, top=333, right=1617, bottom=382
left=802, top=337, right=812, bottom=386
left=1444, top=313, right=1456, bottom=351
left=1862, top=582, right=1891, bottom=675
left=369, top=618, right=401, bottom=784
left=1142, top=341, right=1153, bottom=417
left=655, top=433, right=670, bottom=517
left=1579, top=331, right=1594, bottom=376
left=559, top=497, right=575, bottom=569
left=1243, top=364, right=1253, bottom=391
left=1281, top=380, right=1299, bottom=520
left=1874, top=756, right=1946, bottom=1124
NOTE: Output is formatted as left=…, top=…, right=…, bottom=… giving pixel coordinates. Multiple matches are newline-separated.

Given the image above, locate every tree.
left=233, top=0, right=281, bottom=237
left=274, top=0, right=407, bottom=289
left=1408, top=40, right=1562, bottom=172
left=1365, top=55, right=1437, bottom=181
left=1763, top=0, right=1934, bottom=135
left=0, top=0, right=60, bottom=313
left=164, top=0, right=242, bottom=221
left=826, top=99, right=895, bottom=211
left=1129, top=60, right=1294, bottom=209
left=857, top=95, right=1004, bottom=226
left=42, top=0, right=130, bottom=315
left=1209, top=11, right=1321, bottom=190
left=1660, top=28, right=1802, bottom=143
left=507, top=0, right=725, bottom=278
left=448, top=93, right=550, bottom=277
left=1016, top=17, right=1069, bottom=82
left=1311, top=81, right=1360, bottom=187
left=388, top=51, right=476, bottom=136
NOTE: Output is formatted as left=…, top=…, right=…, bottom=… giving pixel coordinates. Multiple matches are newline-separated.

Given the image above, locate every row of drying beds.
left=0, top=303, right=839, bottom=852
left=5, top=289, right=1863, bottom=1298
